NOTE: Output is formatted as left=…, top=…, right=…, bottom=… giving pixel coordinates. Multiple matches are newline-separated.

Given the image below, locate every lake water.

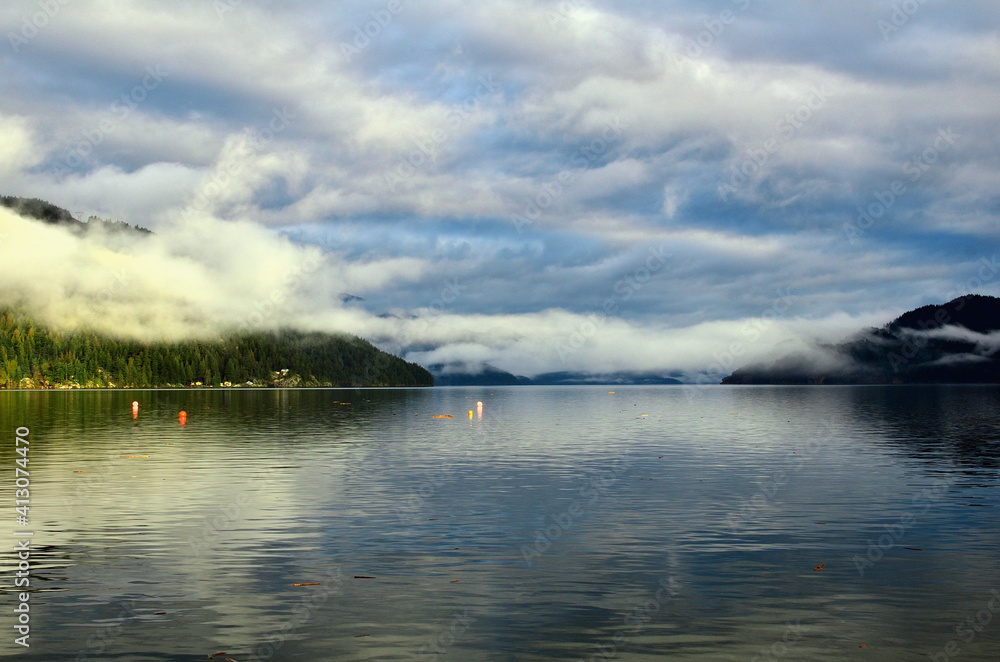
left=1, top=385, right=999, bottom=661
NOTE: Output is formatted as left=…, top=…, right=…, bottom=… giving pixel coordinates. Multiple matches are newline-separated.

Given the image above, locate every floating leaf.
left=450, top=580, right=459, bottom=583
left=354, top=575, right=375, bottom=579
left=813, top=563, right=825, bottom=571
left=293, top=582, right=320, bottom=586
left=903, top=547, right=923, bottom=551
left=432, top=415, right=455, bottom=418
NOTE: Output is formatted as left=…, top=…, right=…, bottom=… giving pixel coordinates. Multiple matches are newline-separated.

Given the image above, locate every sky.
left=1, top=0, right=999, bottom=381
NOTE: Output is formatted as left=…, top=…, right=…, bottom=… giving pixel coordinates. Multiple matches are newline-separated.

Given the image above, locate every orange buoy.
left=178, top=410, right=187, bottom=425
left=132, top=401, right=139, bottom=419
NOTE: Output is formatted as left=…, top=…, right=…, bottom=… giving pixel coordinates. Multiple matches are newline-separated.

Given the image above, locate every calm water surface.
left=0, top=385, right=999, bottom=660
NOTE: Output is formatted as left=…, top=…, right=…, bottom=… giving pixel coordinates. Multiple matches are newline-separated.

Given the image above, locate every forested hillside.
left=0, top=307, right=432, bottom=388
left=723, top=295, right=1000, bottom=384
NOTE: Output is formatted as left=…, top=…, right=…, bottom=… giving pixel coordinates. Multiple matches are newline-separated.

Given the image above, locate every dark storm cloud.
left=1, top=0, right=998, bottom=377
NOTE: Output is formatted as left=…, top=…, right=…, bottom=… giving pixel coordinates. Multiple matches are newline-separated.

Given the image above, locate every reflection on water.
left=0, top=385, right=998, bottom=660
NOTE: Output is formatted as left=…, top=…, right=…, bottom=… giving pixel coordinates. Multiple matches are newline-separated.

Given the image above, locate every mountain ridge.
left=0, top=196, right=431, bottom=388
left=0, top=306, right=433, bottom=389
left=431, top=363, right=683, bottom=386
left=723, top=295, right=1000, bottom=385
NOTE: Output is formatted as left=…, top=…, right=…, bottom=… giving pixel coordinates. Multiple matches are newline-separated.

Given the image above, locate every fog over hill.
left=1, top=197, right=885, bottom=382
left=723, top=295, right=1000, bottom=384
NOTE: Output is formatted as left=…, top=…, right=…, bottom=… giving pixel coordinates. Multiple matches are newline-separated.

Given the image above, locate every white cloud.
left=2, top=0, right=999, bottom=378
left=0, top=115, right=40, bottom=178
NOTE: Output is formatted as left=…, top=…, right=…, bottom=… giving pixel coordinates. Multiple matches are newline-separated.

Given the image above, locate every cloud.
left=0, top=115, right=40, bottom=177
left=903, top=325, right=1000, bottom=356
left=2, top=0, right=1000, bottom=378
left=1, top=206, right=889, bottom=381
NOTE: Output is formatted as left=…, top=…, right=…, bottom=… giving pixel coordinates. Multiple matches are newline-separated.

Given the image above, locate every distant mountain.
left=1, top=195, right=152, bottom=236
left=723, top=295, right=1000, bottom=384
left=431, top=363, right=683, bottom=386
left=518, top=371, right=683, bottom=386
left=430, top=364, right=521, bottom=386
left=1, top=196, right=431, bottom=388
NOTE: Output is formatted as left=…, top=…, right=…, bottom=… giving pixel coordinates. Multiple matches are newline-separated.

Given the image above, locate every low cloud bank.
left=0, top=207, right=877, bottom=380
